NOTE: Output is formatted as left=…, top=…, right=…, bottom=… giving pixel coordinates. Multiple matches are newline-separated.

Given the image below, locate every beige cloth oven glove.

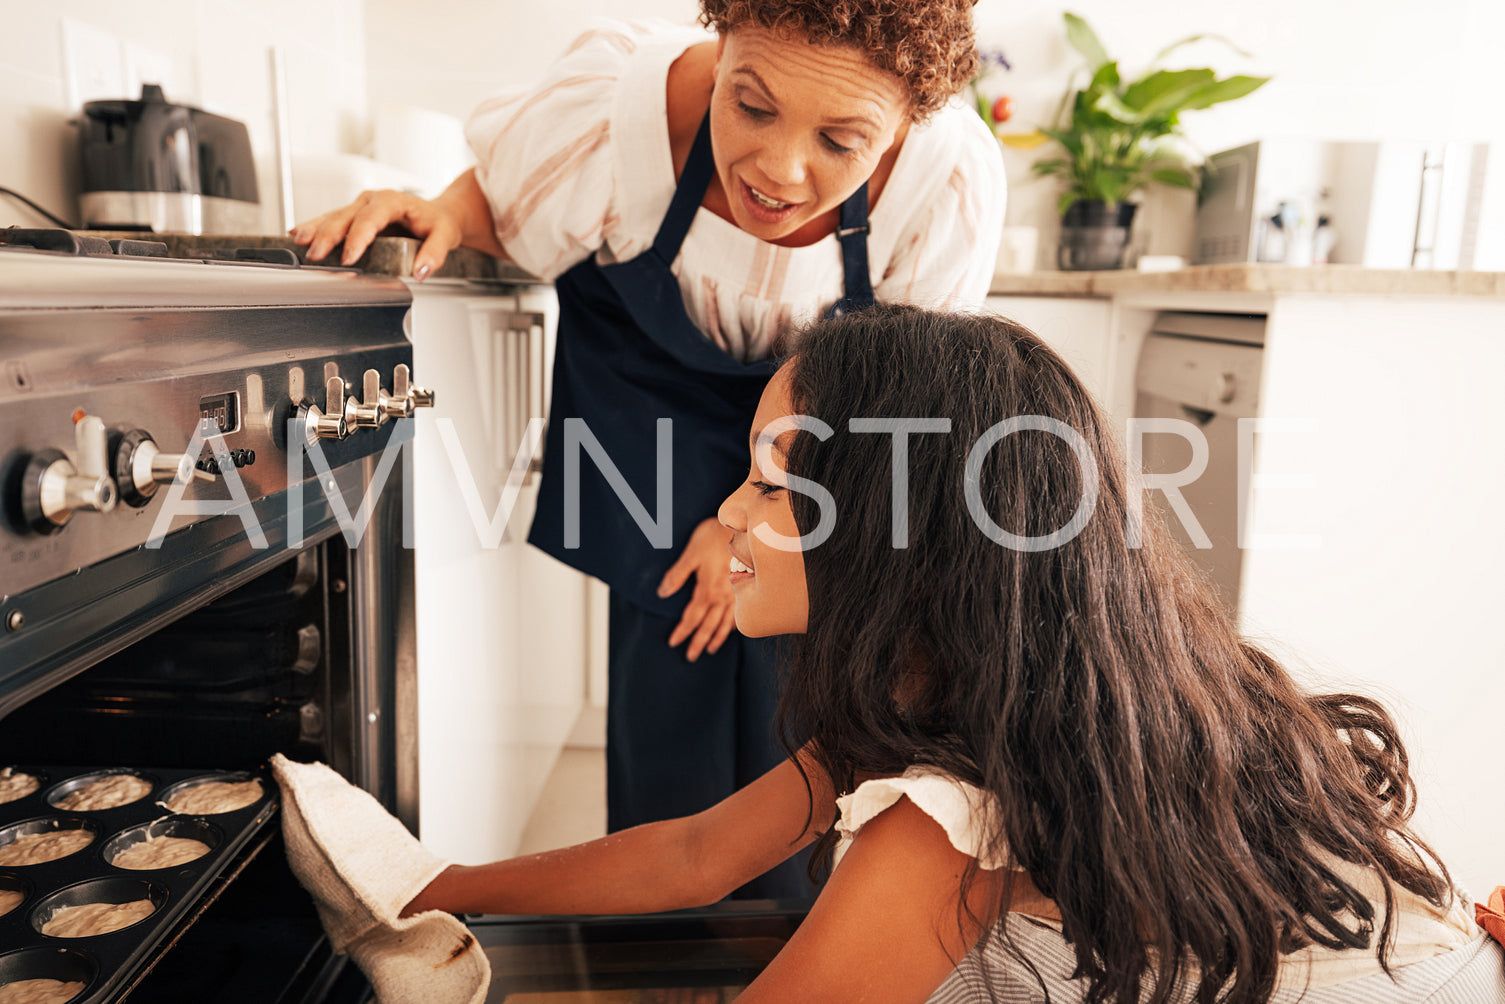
left=271, top=754, right=490, bottom=1004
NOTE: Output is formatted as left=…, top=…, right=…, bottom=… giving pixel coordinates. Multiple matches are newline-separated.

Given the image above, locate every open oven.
left=0, top=229, right=428, bottom=1003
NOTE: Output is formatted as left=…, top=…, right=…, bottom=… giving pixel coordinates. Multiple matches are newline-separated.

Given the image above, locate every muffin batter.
left=0, top=830, right=93, bottom=866
left=164, top=779, right=262, bottom=815
left=0, top=980, right=86, bottom=1004
left=0, top=888, right=22, bottom=916
left=112, top=835, right=210, bottom=870
left=41, top=898, right=155, bottom=938
left=0, top=768, right=39, bottom=805
left=54, top=774, right=152, bottom=812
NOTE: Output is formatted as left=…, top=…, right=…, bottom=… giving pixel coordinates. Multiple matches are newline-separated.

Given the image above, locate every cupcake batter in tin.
left=41, top=898, right=156, bottom=938
left=0, top=769, right=39, bottom=806
left=0, top=830, right=93, bottom=867
left=111, top=835, right=210, bottom=870
left=0, top=979, right=87, bottom=1004
left=164, top=779, right=262, bottom=815
left=54, top=775, right=152, bottom=812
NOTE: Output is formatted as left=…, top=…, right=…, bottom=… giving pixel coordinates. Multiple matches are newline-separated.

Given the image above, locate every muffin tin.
left=0, top=765, right=277, bottom=1004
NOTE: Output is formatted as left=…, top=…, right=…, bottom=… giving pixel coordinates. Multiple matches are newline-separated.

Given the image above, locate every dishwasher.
left=1133, top=312, right=1266, bottom=614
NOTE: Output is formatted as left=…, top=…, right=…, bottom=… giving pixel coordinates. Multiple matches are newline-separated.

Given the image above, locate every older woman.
left=294, top=0, right=1004, bottom=899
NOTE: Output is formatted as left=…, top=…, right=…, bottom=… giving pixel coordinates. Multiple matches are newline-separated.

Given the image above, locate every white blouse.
left=465, top=18, right=1007, bottom=363
left=833, top=768, right=1479, bottom=992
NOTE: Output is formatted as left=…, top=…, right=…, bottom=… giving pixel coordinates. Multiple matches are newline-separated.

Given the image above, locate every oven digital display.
left=198, top=392, right=241, bottom=435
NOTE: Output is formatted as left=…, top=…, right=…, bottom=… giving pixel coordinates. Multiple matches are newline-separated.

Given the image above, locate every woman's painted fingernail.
left=414, top=263, right=431, bottom=281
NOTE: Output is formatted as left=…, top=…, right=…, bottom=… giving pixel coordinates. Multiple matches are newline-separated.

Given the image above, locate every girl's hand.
left=290, top=189, right=463, bottom=278
left=658, top=517, right=738, bottom=662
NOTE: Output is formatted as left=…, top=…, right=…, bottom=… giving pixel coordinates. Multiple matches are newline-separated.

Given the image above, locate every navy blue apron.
left=529, top=112, right=875, bottom=611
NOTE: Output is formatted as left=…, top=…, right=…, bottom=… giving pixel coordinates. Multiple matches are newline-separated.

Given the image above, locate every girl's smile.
left=718, top=366, right=809, bottom=636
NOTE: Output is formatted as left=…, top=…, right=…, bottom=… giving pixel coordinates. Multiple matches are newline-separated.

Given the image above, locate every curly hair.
left=698, top=0, right=977, bottom=121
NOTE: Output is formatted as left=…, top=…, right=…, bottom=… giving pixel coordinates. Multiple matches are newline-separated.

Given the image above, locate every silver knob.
left=113, top=429, right=195, bottom=507
left=408, top=383, right=436, bottom=410
left=19, top=414, right=118, bottom=534
left=299, top=375, right=349, bottom=442
left=348, top=369, right=388, bottom=430
left=384, top=364, right=415, bottom=419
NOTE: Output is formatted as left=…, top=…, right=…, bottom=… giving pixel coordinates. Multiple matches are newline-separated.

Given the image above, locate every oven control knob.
left=382, top=364, right=435, bottom=419
left=408, top=383, right=436, bottom=410
left=347, top=369, right=389, bottom=430
left=296, top=376, right=350, bottom=442
left=18, top=414, right=118, bottom=534
left=112, top=429, right=195, bottom=507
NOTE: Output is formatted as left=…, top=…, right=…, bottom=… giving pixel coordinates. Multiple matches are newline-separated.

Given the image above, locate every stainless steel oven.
left=0, top=228, right=433, bottom=1003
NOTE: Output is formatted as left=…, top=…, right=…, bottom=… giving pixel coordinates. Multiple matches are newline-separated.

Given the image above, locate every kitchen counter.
left=989, top=263, right=1505, bottom=298
left=87, top=232, right=537, bottom=282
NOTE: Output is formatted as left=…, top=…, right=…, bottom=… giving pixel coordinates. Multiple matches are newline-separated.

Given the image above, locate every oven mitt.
left=270, top=755, right=490, bottom=1003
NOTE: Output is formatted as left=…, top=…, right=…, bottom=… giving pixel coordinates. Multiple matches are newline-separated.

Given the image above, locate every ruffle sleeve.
left=874, top=105, right=1007, bottom=310
left=464, top=19, right=659, bottom=280
left=833, top=767, right=1009, bottom=871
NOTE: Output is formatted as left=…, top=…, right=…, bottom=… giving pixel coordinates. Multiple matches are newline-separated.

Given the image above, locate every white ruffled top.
left=831, top=767, right=1479, bottom=993
left=832, top=766, right=1008, bottom=873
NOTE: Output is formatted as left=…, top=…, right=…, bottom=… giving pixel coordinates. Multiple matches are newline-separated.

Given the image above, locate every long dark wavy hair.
left=776, top=304, right=1452, bottom=1003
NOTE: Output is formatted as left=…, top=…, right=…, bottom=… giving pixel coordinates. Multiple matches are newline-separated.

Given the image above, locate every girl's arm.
left=401, top=746, right=835, bottom=917
left=734, top=794, right=1013, bottom=1004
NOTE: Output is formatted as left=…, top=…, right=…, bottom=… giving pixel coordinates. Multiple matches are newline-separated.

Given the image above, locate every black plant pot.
left=1058, top=200, right=1138, bottom=271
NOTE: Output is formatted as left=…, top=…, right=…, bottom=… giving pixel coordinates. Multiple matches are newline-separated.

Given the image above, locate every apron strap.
left=651, top=114, right=716, bottom=263
left=829, top=181, right=875, bottom=317
left=652, top=109, right=876, bottom=315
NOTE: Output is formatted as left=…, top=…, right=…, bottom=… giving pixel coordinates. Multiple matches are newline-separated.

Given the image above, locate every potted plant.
left=1027, top=13, right=1269, bottom=270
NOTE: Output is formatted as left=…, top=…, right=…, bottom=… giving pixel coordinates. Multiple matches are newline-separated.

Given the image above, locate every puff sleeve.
left=874, top=107, right=1007, bottom=310
left=832, top=768, right=1008, bottom=872
left=464, top=20, right=653, bottom=280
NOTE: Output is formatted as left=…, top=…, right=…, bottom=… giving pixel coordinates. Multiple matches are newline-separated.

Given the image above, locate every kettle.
left=77, top=84, right=261, bottom=235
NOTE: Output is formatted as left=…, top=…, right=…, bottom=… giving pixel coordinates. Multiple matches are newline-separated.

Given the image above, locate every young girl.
left=276, top=306, right=1502, bottom=1003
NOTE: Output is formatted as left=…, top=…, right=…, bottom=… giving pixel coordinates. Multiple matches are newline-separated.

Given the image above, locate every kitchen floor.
left=516, top=706, right=607, bottom=855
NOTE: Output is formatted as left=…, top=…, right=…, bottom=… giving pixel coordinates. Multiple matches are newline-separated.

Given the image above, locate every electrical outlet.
left=122, top=41, right=176, bottom=101
left=61, top=18, right=125, bottom=109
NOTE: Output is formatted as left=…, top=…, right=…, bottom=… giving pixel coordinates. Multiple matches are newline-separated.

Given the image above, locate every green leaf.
left=1123, top=68, right=1214, bottom=112
left=1151, top=167, right=1197, bottom=189
left=1152, top=32, right=1255, bottom=65
left=1087, top=61, right=1121, bottom=94
left=1040, top=126, right=1083, bottom=158
left=1089, top=87, right=1144, bottom=125
left=1179, top=75, right=1270, bottom=111
left=1063, top=12, right=1111, bottom=71
left=1031, top=158, right=1071, bottom=176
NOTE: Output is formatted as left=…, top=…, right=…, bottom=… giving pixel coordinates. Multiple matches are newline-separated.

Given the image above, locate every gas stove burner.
left=0, top=227, right=166, bottom=257
left=0, top=228, right=313, bottom=269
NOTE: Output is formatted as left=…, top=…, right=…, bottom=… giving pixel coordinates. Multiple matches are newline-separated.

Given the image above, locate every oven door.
left=471, top=902, right=807, bottom=1002
left=0, top=460, right=413, bottom=1004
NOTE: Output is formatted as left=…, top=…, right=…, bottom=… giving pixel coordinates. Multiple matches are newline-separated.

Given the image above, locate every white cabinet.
left=984, top=295, right=1114, bottom=408
left=407, top=280, right=590, bottom=862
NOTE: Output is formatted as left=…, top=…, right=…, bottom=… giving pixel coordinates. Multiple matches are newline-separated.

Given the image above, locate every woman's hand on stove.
left=290, top=168, right=508, bottom=280
left=659, top=517, right=738, bottom=662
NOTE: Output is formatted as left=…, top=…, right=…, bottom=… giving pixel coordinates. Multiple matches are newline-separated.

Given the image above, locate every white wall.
left=364, top=0, right=700, bottom=123
left=970, top=0, right=1502, bottom=261
left=362, top=1, right=1498, bottom=263
left=0, top=0, right=368, bottom=235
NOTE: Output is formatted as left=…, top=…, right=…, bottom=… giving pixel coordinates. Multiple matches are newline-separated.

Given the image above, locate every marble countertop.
left=988, top=263, right=1505, bottom=298
left=87, top=232, right=539, bottom=283
left=83, top=235, right=1505, bottom=298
